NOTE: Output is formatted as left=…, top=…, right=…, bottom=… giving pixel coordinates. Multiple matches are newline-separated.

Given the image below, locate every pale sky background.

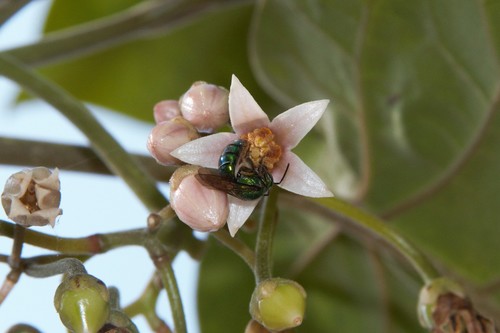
left=0, top=2, right=200, bottom=332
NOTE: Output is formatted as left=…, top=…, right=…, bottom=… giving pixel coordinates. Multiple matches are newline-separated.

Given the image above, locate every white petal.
left=226, top=196, right=259, bottom=237
left=170, top=132, right=238, bottom=168
left=229, top=75, right=270, bottom=135
left=273, top=152, right=333, bottom=198
left=270, top=99, right=329, bottom=149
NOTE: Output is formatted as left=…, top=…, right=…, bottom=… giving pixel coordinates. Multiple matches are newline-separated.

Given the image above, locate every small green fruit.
left=54, top=274, right=110, bottom=333
left=250, top=278, right=306, bottom=331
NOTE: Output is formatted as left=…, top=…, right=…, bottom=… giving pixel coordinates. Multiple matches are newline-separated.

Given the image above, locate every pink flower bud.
left=1, top=167, right=62, bottom=227
left=147, top=117, right=200, bottom=165
left=170, top=166, right=228, bottom=232
left=179, top=81, right=229, bottom=133
left=153, top=100, right=181, bottom=124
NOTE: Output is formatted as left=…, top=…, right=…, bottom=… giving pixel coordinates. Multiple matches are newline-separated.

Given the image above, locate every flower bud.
left=417, top=277, right=495, bottom=332
left=250, top=278, right=306, bottom=331
left=54, top=273, right=110, bottom=333
left=147, top=117, right=199, bottom=166
left=153, top=100, right=181, bottom=123
left=2, top=167, right=62, bottom=227
left=170, top=166, right=228, bottom=232
left=179, top=81, right=229, bottom=133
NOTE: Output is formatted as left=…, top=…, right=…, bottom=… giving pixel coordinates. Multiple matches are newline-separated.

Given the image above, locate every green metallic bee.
left=196, top=139, right=288, bottom=201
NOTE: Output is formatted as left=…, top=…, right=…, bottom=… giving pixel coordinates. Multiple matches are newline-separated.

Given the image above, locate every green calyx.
left=417, top=277, right=465, bottom=330
left=54, top=273, right=110, bottom=333
left=249, top=278, right=306, bottom=331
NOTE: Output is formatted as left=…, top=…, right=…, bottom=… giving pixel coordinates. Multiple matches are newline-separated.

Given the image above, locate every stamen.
left=241, top=127, right=282, bottom=170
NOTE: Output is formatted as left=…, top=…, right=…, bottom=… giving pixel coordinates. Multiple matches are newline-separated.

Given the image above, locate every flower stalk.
left=146, top=238, right=186, bottom=333
left=212, top=229, right=256, bottom=269
left=125, top=273, right=172, bottom=333
left=0, top=219, right=145, bottom=254
left=254, top=188, right=279, bottom=283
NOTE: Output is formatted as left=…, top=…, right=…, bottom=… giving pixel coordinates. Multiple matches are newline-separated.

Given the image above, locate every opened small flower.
left=171, top=75, right=333, bottom=236
left=2, top=167, right=62, bottom=227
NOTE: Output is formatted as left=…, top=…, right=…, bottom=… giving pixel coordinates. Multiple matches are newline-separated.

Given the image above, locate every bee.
left=196, top=139, right=288, bottom=201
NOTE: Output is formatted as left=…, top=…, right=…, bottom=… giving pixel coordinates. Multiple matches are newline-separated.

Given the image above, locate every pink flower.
left=171, top=75, right=333, bottom=236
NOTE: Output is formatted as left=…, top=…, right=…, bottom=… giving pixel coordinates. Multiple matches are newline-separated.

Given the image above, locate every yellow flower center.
left=240, top=127, right=282, bottom=171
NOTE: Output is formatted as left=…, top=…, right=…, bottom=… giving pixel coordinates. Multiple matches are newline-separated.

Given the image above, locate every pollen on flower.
left=241, top=127, right=282, bottom=170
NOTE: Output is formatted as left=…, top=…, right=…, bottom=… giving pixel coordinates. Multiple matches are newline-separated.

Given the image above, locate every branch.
left=0, top=136, right=174, bottom=182
left=3, top=0, right=251, bottom=67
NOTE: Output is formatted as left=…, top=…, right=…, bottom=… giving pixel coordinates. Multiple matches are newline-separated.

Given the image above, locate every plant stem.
left=0, top=0, right=31, bottom=26
left=0, top=137, right=174, bottom=182
left=212, top=229, right=255, bottom=269
left=0, top=219, right=145, bottom=254
left=3, top=0, right=250, bottom=67
left=0, top=53, right=167, bottom=212
left=8, top=225, right=25, bottom=269
left=254, top=188, right=279, bottom=284
left=125, top=273, right=172, bottom=333
left=285, top=195, right=439, bottom=283
left=24, top=258, right=87, bottom=278
left=148, top=246, right=186, bottom=333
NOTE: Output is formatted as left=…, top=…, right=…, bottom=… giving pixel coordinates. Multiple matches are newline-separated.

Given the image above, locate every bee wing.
left=196, top=167, right=260, bottom=198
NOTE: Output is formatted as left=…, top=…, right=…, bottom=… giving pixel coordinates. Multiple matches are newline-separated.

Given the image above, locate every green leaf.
left=36, top=0, right=273, bottom=122
left=251, top=0, right=500, bottom=293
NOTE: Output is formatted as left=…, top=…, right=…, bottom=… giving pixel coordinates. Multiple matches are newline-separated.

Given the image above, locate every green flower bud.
left=54, top=274, right=110, bottom=333
left=249, top=278, right=306, bottom=331
left=417, top=277, right=465, bottom=330
left=417, top=277, right=496, bottom=333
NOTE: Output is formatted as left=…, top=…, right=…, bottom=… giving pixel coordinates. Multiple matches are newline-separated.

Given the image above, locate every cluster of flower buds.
left=147, top=81, right=229, bottom=166
left=149, top=75, right=332, bottom=237
left=1, top=167, right=62, bottom=227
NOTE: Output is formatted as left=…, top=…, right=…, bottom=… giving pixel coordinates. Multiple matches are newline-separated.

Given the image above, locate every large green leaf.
left=251, top=0, right=500, bottom=289
left=36, top=0, right=274, bottom=122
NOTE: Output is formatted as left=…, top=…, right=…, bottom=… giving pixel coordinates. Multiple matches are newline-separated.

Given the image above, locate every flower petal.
left=229, top=75, right=270, bottom=134
left=170, top=132, right=238, bottom=168
left=226, top=196, right=259, bottom=237
left=270, top=99, right=329, bottom=149
left=273, top=152, right=333, bottom=198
